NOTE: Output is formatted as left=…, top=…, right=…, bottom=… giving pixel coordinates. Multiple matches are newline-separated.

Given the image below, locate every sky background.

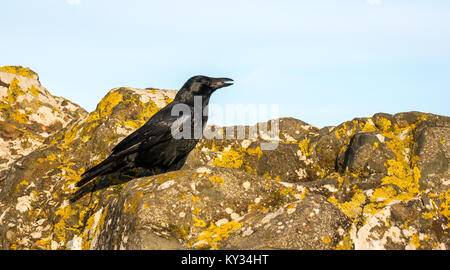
left=2, top=0, right=449, bottom=127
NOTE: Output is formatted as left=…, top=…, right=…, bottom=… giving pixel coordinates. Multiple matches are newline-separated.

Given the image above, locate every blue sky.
left=2, top=0, right=449, bottom=127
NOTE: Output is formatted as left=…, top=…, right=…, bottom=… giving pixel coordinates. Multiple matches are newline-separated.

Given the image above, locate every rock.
left=411, top=114, right=450, bottom=244
left=413, top=115, right=450, bottom=183
left=349, top=197, right=448, bottom=250
left=184, top=117, right=328, bottom=183
left=90, top=166, right=348, bottom=250
left=325, top=113, right=450, bottom=250
left=339, top=132, right=396, bottom=176
left=0, top=80, right=176, bottom=250
left=0, top=66, right=87, bottom=180
left=225, top=193, right=351, bottom=249
left=0, top=67, right=448, bottom=250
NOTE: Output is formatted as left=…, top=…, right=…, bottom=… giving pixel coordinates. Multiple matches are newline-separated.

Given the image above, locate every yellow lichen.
left=53, top=204, right=80, bottom=243
left=366, top=161, right=421, bottom=214
left=192, top=206, right=200, bottom=215
left=123, top=120, right=141, bottom=129
left=0, top=66, right=36, bottom=79
left=371, top=186, right=398, bottom=202
left=246, top=146, right=263, bottom=159
left=213, top=149, right=244, bottom=169
left=82, top=208, right=108, bottom=250
left=381, top=160, right=421, bottom=193
left=328, top=191, right=366, bottom=220
left=209, top=175, right=225, bottom=186
left=34, top=238, right=53, bottom=249
left=410, top=234, right=421, bottom=249
left=356, top=116, right=429, bottom=218
left=297, top=139, right=312, bottom=157
left=322, top=236, right=331, bottom=244
left=86, top=90, right=124, bottom=122
left=373, top=142, right=379, bottom=150
left=29, top=86, right=40, bottom=97
left=361, top=119, right=377, bottom=132
left=189, top=220, right=242, bottom=249
left=334, top=123, right=347, bottom=139
left=375, top=118, right=392, bottom=132
left=280, top=186, right=294, bottom=196
left=422, top=211, right=436, bottom=220
left=193, top=217, right=207, bottom=228
left=12, top=111, right=29, bottom=124
left=334, top=231, right=354, bottom=250
left=5, top=78, right=26, bottom=104
left=286, top=203, right=295, bottom=210
left=438, top=190, right=450, bottom=219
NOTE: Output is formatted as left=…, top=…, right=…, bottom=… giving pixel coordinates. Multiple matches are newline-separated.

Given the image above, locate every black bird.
left=75, top=76, right=233, bottom=188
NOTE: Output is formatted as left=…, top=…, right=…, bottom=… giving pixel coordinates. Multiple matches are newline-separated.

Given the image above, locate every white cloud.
left=66, top=0, right=81, bottom=5
left=367, top=0, right=382, bottom=5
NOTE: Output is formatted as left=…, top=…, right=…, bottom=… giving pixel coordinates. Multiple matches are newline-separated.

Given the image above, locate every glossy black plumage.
left=75, top=76, right=233, bottom=188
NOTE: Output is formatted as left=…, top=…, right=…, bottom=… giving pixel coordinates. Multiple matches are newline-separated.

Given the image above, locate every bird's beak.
left=210, top=78, right=234, bottom=90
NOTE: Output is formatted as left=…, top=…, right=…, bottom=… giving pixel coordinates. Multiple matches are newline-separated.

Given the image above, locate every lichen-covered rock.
left=183, top=118, right=327, bottom=183
left=0, top=66, right=87, bottom=180
left=182, top=111, right=450, bottom=250
left=338, top=132, right=396, bottom=175
left=0, top=82, right=176, bottom=250
left=413, top=115, right=450, bottom=188
left=0, top=66, right=448, bottom=250
left=225, top=193, right=351, bottom=249
left=323, top=113, right=450, bottom=250
left=88, top=166, right=349, bottom=250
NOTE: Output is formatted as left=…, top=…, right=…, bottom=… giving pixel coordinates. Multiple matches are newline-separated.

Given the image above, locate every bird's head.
left=175, top=75, right=233, bottom=103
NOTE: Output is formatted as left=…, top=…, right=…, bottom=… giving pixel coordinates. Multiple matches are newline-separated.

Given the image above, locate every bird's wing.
left=111, top=108, right=187, bottom=155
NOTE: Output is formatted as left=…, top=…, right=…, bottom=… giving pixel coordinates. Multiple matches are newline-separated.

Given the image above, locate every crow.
left=75, top=76, right=233, bottom=188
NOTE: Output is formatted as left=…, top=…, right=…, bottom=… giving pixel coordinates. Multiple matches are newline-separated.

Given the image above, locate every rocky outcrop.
left=0, top=66, right=448, bottom=250
left=0, top=66, right=177, bottom=249
left=0, top=66, right=87, bottom=179
left=90, top=166, right=350, bottom=250
left=181, top=112, right=450, bottom=250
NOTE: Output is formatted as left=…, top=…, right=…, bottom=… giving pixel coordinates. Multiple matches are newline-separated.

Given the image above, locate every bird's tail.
left=76, top=157, right=117, bottom=187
